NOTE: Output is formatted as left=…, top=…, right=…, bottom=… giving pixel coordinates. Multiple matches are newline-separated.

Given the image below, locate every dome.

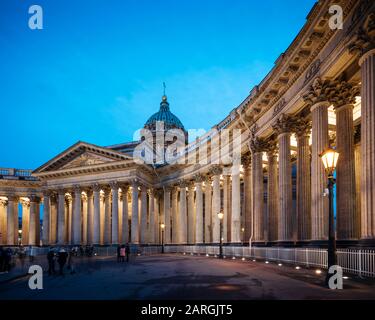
left=144, top=95, right=185, bottom=131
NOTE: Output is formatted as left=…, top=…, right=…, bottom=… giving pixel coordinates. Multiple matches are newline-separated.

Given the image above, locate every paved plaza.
left=0, top=254, right=374, bottom=300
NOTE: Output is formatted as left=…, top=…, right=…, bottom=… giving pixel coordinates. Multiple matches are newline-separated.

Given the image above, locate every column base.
left=358, top=238, right=375, bottom=248
left=336, top=239, right=360, bottom=248
left=307, top=240, right=329, bottom=248
left=275, top=241, right=296, bottom=247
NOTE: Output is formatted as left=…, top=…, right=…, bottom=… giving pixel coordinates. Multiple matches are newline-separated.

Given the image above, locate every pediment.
left=61, top=152, right=114, bottom=169
left=33, top=141, right=133, bottom=174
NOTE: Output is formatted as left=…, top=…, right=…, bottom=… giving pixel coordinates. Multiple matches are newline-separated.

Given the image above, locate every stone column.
left=348, top=14, right=375, bottom=239
left=171, top=187, right=179, bottom=244
left=266, top=145, right=279, bottom=242
left=121, top=186, right=129, bottom=244
left=360, top=46, right=375, bottom=239
left=67, top=196, right=73, bottom=244
left=21, top=198, right=30, bottom=245
left=0, top=199, right=7, bottom=245
left=250, top=137, right=266, bottom=242
left=187, top=182, right=195, bottom=244
left=100, top=192, right=105, bottom=244
left=92, top=184, right=101, bottom=245
left=354, top=127, right=361, bottom=237
left=72, top=186, right=82, bottom=245
left=131, top=181, right=139, bottom=244
left=231, top=164, right=241, bottom=243
left=50, top=195, right=57, bottom=244
left=42, top=191, right=51, bottom=245
left=194, top=175, right=204, bottom=244
left=57, top=190, right=66, bottom=245
left=81, top=194, right=88, bottom=245
left=103, top=188, right=111, bottom=245
left=148, top=189, right=155, bottom=243
left=140, top=185, right=148, bottom=244
left=303, top=78, right=332, bottom=241
left=223, top=172, right=230, bottom=242
left=110, top=182, right=119, bottom=244
left=7, top=196, right=17, bottom=245
left=273, top=114, right=294, bottom=243
left=295, top=119, right=312, bottom=241
left=330, top=81, right=359, bottom=240
left=242, top=155, right=252, bottom=243
left=29, top=195, right=39, bottom=246
left=178, top=181, right=188, bottom=244
left=154, top=191, right=160, bottom=244
left=204, top=177, right=212, bottom=243
left=86, top=190, right=93, bottom=244
left=163, top=187, right=171, bottom=244
left=210, top=166, right=221, bottom=243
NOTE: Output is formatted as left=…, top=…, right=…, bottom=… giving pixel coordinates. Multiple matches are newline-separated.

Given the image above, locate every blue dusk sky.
left=1, top=0, right=317, bottom=169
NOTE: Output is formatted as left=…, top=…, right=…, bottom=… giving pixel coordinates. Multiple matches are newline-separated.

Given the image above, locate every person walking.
left=67, top=249, right=76, bottom=274
left=0, top=247, right=4, bottom=273
left=125, top=243, right=130, bottom=263
left=57, top=248, right=68, bottom=276
left=120, top=245, right=125, bottom=262
left=47, top=248, right=56, bottom=275
left=28, top=246, right=35, bottom=264
left=4, top=248, right=12, bottom=272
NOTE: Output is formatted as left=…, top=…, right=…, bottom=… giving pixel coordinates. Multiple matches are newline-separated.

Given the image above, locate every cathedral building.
left=0, top=0, right=374, bottom=249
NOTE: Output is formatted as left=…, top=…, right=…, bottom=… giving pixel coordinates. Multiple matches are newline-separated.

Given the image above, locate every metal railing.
left=163, top=245, right=375, bottom=278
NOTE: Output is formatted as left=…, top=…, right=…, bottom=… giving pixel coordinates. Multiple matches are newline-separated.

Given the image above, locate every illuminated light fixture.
left=278, top=263, right=282, bottom=267
left=241, top=257, right=245, bottom=261
left=295, top=266, right=301, bottom=270
left=265, top=261, right=269, bottom=264
left=206, top=254, right=209, bottom=257
left=232, top=257, right=236, bottom=260
left=320, top=148, right=340, bottom=177
left=315, top=269, right=322, bottom=275
left=252, top=259, right=256, bottom=262
left=343, top=276, right=349, bottom=280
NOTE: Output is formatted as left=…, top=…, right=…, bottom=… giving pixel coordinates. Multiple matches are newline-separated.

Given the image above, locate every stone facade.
left=1, top=0, right=374, bottom=247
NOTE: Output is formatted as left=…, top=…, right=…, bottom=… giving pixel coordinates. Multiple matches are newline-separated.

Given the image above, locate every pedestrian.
left=19, top=246, right=26, bottom=270
left=4, top=248, right=12, bottom=272
left=47, top=247, right=56, bottom=275
left=67, top=249, right=76, bottom=274
left=120, top=245, right=126, bottom=262
left=117, top=245, right=121, bottom=263
left=125, top=243, right=130, bottom=262
left=28, top=246, right=35, bottom=264
left=0, top=247, right=4, bottom=273
left=57, top=248, right=68, bottom=275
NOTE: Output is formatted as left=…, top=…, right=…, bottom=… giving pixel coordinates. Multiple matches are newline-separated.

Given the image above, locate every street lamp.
left=160, top=223, right=165, bottom=254
left=320, top=147, right=339, bottom=286
left=217, top=212, right=224, bottom=259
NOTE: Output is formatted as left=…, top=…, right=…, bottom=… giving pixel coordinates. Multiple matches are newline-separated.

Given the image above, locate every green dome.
left=144, top=96, right=185, bottom=130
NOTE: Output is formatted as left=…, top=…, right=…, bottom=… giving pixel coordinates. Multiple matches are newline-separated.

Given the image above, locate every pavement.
left=0, top=254, right=374, bottom=300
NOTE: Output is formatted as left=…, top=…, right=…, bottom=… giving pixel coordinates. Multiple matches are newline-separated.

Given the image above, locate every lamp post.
left=160, top=223, right=165, bottom=254
left=218, top=212, right=224, bottom=259
left=319, top=147, right=339, bottom=286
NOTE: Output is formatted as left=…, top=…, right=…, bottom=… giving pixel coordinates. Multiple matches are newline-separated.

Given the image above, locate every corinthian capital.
left=294, top=119, right=312, bottom=137
left=209, top=165, right=222, bottom=176
left=302, top=77, right=333, bottom=106
left=348, top=13, right=375, bottom=57
left=272, top=113, right=296, bottom=135
left=193, top=173, right=205, bottom=183
left=249, top=136, right=267, bottom=154
left=328, top=81, right=360, bottom=109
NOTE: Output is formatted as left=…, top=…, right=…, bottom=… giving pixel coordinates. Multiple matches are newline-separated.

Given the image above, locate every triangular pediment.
left=61, top=151, right=113, bottom=169
left=33, top=141, right=133, bottom=174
